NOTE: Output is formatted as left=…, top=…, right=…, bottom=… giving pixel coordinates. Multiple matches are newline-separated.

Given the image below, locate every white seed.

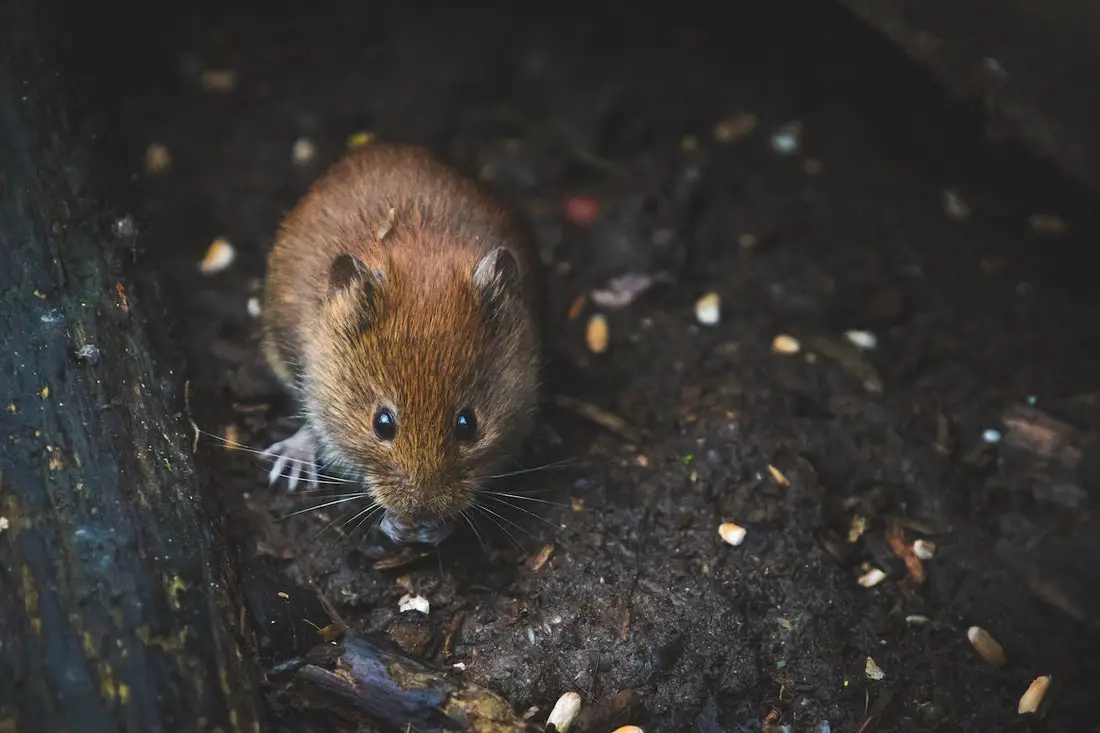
left=844, top=330, right=878, bottom=350
left=199, top=237, right=236, bottom=275
left=772, top=334, right=801, bottom=354
left=0, top=517, right=9, bottom=531
left=247, top=297, right=262, bottom=318
left=865, top=656, right=885, bottom=680
left=292, top=137, right=316, bottom=166
left=585, top=313, right=609, bottom=353
left=694, top=291, right=721, bottom=326
left=942, top=189, right=970, bottom=220
left=1018, top=675, right=1051, bottom=715
left=770, top=121, right=802, bottom=155
left=967, top=626, right=1007, bottom=666
left=397, top=593, right=430, bottom=615
left=452, top=661, right=467, bottom=671
left=912, top=539, right=936, bottom=560
left=905, top=615, right=930, bottom=626
left=858, top=567, right=887, bottom=588
left=145, top=142, right=172, bottom=174
left=546, top=691, right=582, bottom=732
left=982, top=429, right=1002, bottom=444
left=718, top=522, right=747, bottom=546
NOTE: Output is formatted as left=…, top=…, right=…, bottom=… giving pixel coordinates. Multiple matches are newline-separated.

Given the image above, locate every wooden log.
left=836, top=0, right=1100, bottom=195
left=0, top=2, right=267, bottom=731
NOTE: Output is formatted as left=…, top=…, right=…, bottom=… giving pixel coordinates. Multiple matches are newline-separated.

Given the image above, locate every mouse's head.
left=303, top=242, right=540, bottom=544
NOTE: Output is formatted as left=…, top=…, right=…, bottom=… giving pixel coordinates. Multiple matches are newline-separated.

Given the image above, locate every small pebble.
left=291, top=137, right=316, bottom=166
left=200, top=69, right=236, bottom=92
left=1018, top=675, right=1051, bottom=715
left=1028, top=214, right=1066, bottom=236
left=982, top=429, right=1002, bottom=444
left=718, top=522, right=747, bottom=546
left=858, top=568, right=887, bottom=588
left=397, top=594, right=430, bottom=615
left=694, top=292, right=721, bottom=326
left=844, top=330, right=878, bottom=350
left=247, top=297, right=262, bottom=318
left=772, top=335, right=801, bottom=355
left=585, top=313, right=609, bottom=353
left=145, top=142, right=172, bottom=174
left=942, top=189, right=971, bottom=220
left=199, top=237, right=236, bottom=275
left=967, top=626, right=1007, bottom=666
left=770, top=121, right=802, bottom=155
left=912, top=539, right=936, bottom=560
left=864, top=656, right=885, bottom=680
left=75, top=344, right=101, bottom=364
left=546, top=691, right=582, bottom=732
left=713, top=112, right=757, bottom=144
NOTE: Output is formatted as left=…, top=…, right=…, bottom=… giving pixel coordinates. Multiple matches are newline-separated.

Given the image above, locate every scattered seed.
left=738, top=233, right=758, bottom=249
left=772, top=335, right=801, bottom=355
left=718, top=522, right=747, bottom=546
left=452, top=661, right=467, bottom=671
left=291, top=137, right=316, bottom=165
left=145, top=143, right=172, bottom=174
left=347, top=131, right=375, bottom=150
left=526, top=544, right=555, bottom=572
left=847, top=515, right=868, bottom=543
left=0, top=517, right=9, bottom=532
left=858, top=567, right=888, bottom=588
left=567, top=294, right=587, bottom=320
left=610, top=727, right=644, bottom=733
left=398, top=594, right=430, bottom=615
left=942, top=189, right=970, bottom=220
left=200, top=237, right=236, bottom=275
left=905, top=615, right=930, bottom=626
left=564, top=195, right=600, bottom=225
left=247, top=297, right=262, bottom=318
left=865, top=656, right=885, bottom=680
left=713, top=112, right=758, bottom=143
left=770, top=121, right=802, bottom=155
left=912, top=539, right=936, bottom=560
left=546, top=691, right=582, bottom=732
left=1018, top=675, right=1051, bottom=714
left=844, top=330, right=878, bottom=350
left=695, top=292, right=721, bottom=326
left=767, top=464, right=790, bottom=486
left=572, top=497, right=585, bottom=512
left=1028, top=214, right=1066, bottom=236
left=982, top=429, right=1002, bottom=444
left=586, top=313, right=609, bottom=353
left=222, top=424, right=240, bottom=450
left=276, top=591, right=290, bottom=600
left=967, top=626, right=1007, bottom=666
left=200, top=69, right=236, bottom=92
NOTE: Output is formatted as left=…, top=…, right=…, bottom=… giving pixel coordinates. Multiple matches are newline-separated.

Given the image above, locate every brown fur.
left=261, top=142, right=541, bottom=521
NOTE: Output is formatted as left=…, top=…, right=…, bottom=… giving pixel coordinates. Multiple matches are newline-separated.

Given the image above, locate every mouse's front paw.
left=260, top=426, right=319, bottom=491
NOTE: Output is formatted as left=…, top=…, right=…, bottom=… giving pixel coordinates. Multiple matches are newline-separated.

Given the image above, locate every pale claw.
left=260, top=426, right=319, bottom=491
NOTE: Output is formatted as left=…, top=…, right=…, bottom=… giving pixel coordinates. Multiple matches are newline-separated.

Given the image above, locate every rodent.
left=259, top=142, right=542, bottom=545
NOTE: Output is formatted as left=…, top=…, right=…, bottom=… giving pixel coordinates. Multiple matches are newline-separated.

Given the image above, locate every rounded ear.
left=328, top=253, right=384, bottom=300
left=472, top=246, right=520, bottom=295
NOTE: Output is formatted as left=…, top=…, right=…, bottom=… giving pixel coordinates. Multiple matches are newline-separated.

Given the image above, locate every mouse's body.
left=259, top=142, right=542, bottom=544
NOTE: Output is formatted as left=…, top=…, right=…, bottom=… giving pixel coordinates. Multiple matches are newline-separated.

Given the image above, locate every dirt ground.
left=81, top=0, right=1100, bottom=730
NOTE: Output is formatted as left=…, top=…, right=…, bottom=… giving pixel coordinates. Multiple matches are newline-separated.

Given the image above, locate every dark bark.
left=836, top=0, right=1100, bottom=196
left=0, top=2, right=266, bottom=731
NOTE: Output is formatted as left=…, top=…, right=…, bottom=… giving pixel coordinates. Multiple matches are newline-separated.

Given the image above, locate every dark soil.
left=77, top=0, right=1100, bottom=730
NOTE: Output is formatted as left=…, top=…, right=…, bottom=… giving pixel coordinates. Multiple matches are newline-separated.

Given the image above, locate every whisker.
left=470, top=504, right=524, bottom=552
left=482, top=495, right=561, bottom=530
left=276, top=493, right=374, bottom=520
left=481, top=491, right=572, bottom=507
left=461, top=511, right=488, bottom=555
left=475, top=457, right=581, bottom=480
left=474, top=502, right=534, bottom=543
left=195, top=427, right=352, bottom=484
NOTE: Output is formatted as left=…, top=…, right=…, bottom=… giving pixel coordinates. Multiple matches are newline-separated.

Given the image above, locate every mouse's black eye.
left=455, top=408, right=477, bottom=442
left=373, top=408, right=397, bottom=441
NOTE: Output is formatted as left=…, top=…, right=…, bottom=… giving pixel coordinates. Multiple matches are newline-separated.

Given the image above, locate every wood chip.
left=771, top=334, right=801, bottom=354
left=585, top=313, right=609, bottom=353
left=1018, top=675, right=1051, bottom=714
left=767, top=464, right=790, bottom=486
left=967, top=626, right=1007, bottom=666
